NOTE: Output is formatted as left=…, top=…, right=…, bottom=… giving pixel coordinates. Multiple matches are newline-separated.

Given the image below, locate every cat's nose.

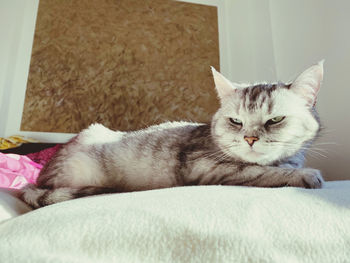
left=244, top=136, right=259, bottom=146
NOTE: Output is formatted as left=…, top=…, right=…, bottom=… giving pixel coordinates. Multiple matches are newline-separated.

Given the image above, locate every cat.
left=21, top=61, right=325, bottom=208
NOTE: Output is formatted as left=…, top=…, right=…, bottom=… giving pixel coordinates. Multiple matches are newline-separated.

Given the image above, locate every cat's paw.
left=289, top=168, right=324, bottom=189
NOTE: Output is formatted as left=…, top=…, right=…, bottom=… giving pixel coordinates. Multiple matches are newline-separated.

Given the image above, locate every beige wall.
left=21, top=0, right=220, bottom=133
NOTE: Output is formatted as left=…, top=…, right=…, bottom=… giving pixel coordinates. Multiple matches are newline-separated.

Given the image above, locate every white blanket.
left=0, top=181, right=350, bottom=263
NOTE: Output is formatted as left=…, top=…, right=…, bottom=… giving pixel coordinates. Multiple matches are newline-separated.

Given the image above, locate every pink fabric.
left=26, top=144, right=61, bottom=166
left=0, top=152, right=43, bottom=189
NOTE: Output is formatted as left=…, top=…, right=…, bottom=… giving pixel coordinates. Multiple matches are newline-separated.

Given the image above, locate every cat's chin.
left=247, top=150, right=263, bottom=157
left=237, top=150, right=276, bottom=165
left=242, top=151, right=266, bottom=163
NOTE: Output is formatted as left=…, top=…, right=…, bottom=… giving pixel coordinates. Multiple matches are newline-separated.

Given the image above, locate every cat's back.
left=116, top=121, right=204, bottom=156
left=78, top=122, right=204, bottom=190
left=76, top=121, right=201, bottom=146
left=76, top=123, right=125, bottom=145
left=75, top=121, right=205, bottom=168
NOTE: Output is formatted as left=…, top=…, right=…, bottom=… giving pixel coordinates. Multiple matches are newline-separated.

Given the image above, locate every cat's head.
left=211, top=62, right=323, bottom=165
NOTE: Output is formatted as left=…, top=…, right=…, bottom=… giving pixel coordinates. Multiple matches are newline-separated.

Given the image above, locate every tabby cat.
left=22, top=62, right=325, bottom=208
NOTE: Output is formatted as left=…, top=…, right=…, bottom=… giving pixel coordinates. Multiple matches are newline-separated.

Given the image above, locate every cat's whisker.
left=260, top=141, right=329, bottom=159
left=318, top=128, right=337, bottom=134
left=305, top=152, right=323, bottom=161
left=307, top=150, right=328, bottom=158
left=214, top=153, right=232, bottom=163
left=312, top=142, right=338, bottom=146
left=184, top=145, right=235, bottom=163
left=309, top=146, right=331, bottom=151
left=309, top=149, right=330, bottom=155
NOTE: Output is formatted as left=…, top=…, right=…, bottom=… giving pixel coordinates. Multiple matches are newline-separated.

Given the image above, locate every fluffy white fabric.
left=0, top=181, right=350, bottom=263
left=0, top=188, right=31, bottom=223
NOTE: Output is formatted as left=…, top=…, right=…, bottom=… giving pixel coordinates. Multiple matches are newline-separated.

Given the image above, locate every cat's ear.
left=211, top=67, right=238, bottom=100
left=290, top=60, right=324, bottom=107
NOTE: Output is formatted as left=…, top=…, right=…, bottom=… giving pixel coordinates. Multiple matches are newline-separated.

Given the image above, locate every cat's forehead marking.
left=240, top=84, right=274, bottom=113
left=239, top=83, right=290, bottom=114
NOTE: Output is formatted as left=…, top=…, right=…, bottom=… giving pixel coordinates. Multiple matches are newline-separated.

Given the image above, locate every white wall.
left=227, top=0, right=350, bottom=180
left=0, top=0, right=24, bottom=136
left=225, top=0, right=276, bottom=82
left=0, top=0, right=38, bottom=138
left=268, top=0, right=350, bottom=180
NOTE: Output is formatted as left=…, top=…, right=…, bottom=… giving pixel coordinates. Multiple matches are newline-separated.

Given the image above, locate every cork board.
left=21, top=0, right=220, bottom=133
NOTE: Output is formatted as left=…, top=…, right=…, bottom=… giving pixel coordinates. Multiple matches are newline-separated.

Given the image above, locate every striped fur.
left=21, top=62, right=325, bottom=208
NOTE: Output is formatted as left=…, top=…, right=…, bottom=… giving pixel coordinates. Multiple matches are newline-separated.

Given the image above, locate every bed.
left=0, top=143, right=350, bottom=262
left=0, top=180, right=350, bottom=263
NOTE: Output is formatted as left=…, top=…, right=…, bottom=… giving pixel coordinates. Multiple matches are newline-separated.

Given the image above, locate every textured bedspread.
left=0, top=181, right=350, bottom=263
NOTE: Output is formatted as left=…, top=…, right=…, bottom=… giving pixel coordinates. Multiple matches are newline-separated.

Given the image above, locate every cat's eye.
left=229, top=118, right=243, bottom=126
left=265, top=116, right=285, bottom=126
